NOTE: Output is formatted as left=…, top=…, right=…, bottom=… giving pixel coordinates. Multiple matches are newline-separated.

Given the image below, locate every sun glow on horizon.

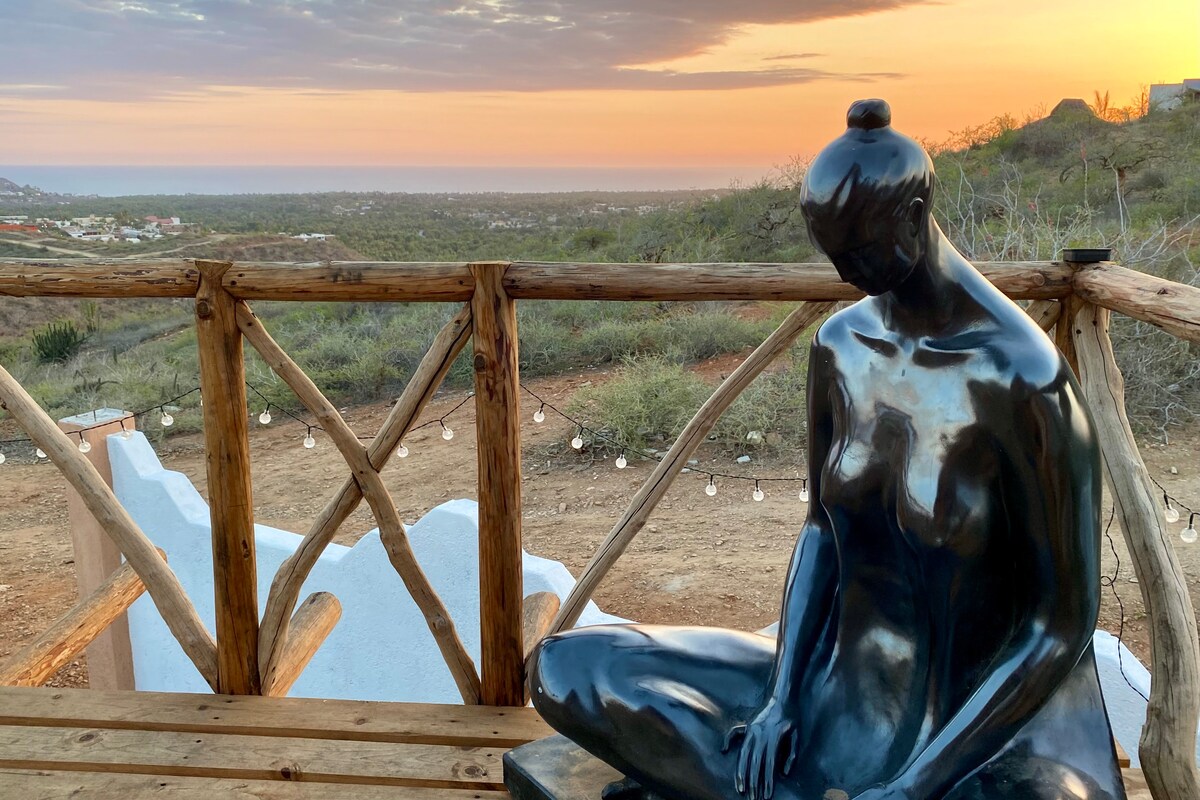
left=0, top=0, right=1195, bottom=172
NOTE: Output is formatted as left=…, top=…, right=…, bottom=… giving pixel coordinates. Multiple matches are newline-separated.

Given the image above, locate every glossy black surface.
left=529, top=99, right=1126, bottom=800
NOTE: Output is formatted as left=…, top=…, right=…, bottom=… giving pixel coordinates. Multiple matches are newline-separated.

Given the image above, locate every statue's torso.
left=796, top=300, right=1062, bottom=787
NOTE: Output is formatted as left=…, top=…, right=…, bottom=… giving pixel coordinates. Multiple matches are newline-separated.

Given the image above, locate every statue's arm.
left=726, top=337, right=841, bottom=800
left=765, top=338, right=840, bottom=710
left=889, top=375, right=1102, bottom=799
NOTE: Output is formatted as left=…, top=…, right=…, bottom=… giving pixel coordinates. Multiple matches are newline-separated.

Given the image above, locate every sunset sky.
left=0, top=0, right=1196, bottom=172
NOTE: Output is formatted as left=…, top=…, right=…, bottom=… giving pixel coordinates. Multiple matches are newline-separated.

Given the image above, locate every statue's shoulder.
left=982, top=301, right=1070, bottom=397
left=812, top=300, right=873, bottom=351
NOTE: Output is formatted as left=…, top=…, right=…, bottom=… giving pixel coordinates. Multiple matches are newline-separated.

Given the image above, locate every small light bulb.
left=705, top=481, right=717, bottom=497
left=533, top=408, right=546, bottom=423
left=121, top=428, right=133, bottom=440
left=35, top=447, right=46, bottom=459
left=799, top=485, right=810, bottom=503
left=0, top=452, right=6, bottom=465
left=616, top=454, right=627, bottom=469
left=753, top=486, right=765, bottom=502
left=398, top=444, right=409, bottom=458
left=160, top=412, right=174, bottom=427
left=259, top=410, right=272, bottom=425
left=1165, top=504, right=1180, bottom=524
left=1182, top=525, right=1198, bottom=545
left=303, top=434, right=316, bottom=449
left=78, top=439, right=92, bottom=454
left=442, top=426, right=454, bottom=441
left=571, top=435, right=584, bottom=450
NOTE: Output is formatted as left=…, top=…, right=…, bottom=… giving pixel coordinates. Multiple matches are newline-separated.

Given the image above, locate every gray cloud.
left=0, top=1, right=919, bottom=98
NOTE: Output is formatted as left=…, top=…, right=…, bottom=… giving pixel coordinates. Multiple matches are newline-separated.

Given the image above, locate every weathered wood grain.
left=471, top=262, right=525, bottom=707
left=196, top=260, right=260, bottom=695
left=504, top=261, right=1074, bottom=301
left=0, top=261, right=199, bottom=297
left=0, top=769, right=509, bottom=799
left=0, top=686, right=551, bottom=747
left=1073, top=262, right=1200, bottom=345
left=1074, top=302, right=1200, bottom=800
left=261, top=593, right=341, bottom=699
left=0, top=554, right=160, bottom=687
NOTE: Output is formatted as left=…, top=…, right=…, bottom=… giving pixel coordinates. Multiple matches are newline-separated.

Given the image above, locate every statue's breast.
left=824, top=334, right=1000, bottom=548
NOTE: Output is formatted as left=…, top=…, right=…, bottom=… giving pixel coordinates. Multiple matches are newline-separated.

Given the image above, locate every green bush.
left=32, top=321, right=87, bottom=364
left=568, top=355, right=712, bottom=451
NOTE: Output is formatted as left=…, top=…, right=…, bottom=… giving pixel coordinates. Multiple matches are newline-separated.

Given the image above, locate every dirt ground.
left=1, top=367, right=1198, bottom=687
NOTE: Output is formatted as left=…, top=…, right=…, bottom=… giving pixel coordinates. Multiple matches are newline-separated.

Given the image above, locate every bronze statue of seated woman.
left=527, top=99, right=1127, bottom=800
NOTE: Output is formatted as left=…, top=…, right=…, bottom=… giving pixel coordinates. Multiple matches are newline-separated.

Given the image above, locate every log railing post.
left=195, top=259, right=261, bottom=695
left=1073, top=301, right=1200, bottom=799
left=470, top=261, right=525, bottom=706
left=57, top=408, right=137, bottom=690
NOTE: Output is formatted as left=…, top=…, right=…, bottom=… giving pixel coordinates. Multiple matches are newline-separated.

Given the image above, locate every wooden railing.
left=1, top=256, right=1198, bottom=798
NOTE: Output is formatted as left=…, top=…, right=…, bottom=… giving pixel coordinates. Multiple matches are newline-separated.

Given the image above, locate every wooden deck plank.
left=0, top=725, right=506, bottom=790
left=0, top=769, right=509, bottom=799
left=0, top=687, right=551, bottom=748
left=1123, top=769, right=1151, bottom=799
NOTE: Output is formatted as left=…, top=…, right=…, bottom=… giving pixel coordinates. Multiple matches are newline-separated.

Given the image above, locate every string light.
left=34, top=447, right=46, bottom=459
left=706, top=476, right=718, bottom=496
left=303, top=426, right=316, bottom=449
left=799, top=479, right=810, bottom=503
left=752, top=481, right=765, bottom=502
left=533, top=404, right=546, bottom=423
left=440, top=420, right=454, bottom=441
left=571, top=427, right=584, bottom=450
left=1164, top=494, right=1180, bottom=524
left=615, top=453, right=627, bottom=469
left=120, top=418, right=133, bottom=440
left=0, top=452, right=6, bottom=465
left=258, top=406, right=272, bottom=425
left=77, top=434, right=92, bottom=454
left=159, top=408, right=174, bottom=427
left=1183, top=514, right=1198, bottom=545
left=398, top=443, right=409, bottom=458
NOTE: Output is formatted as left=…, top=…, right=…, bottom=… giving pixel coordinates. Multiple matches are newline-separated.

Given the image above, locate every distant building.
left=292, top=233, right=333, bottom=241
left=1150, top=80, right=1200, bottom=112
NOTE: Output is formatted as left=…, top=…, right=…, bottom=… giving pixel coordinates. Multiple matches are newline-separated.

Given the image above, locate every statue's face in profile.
left=804, top=197, right=925, bottom=297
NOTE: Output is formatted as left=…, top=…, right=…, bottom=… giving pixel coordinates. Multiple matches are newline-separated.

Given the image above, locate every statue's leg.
left=946, top=645, right=1127, bottom=800
left=530, top=624, right=780, bottom=800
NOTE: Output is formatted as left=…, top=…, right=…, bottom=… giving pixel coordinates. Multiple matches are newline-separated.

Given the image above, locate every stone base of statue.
left=504, top=735, right=626, bottom=800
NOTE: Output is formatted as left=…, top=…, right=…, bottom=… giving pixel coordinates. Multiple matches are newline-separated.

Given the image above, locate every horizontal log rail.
left=1072, top=262, right=1200, bottom=345
left=0, top=551, right=164, bottom=687
left=0, top=259, right=1069, bottom=301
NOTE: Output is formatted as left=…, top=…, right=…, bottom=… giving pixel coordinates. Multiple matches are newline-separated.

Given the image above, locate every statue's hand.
left=721, top=700, right=799, bottom=800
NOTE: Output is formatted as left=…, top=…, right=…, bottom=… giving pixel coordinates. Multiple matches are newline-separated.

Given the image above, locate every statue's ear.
left=906, top=197, right=925, bottom=236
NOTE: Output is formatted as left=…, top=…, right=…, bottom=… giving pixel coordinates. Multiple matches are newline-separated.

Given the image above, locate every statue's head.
left=801, top=99, right=935, bottom=296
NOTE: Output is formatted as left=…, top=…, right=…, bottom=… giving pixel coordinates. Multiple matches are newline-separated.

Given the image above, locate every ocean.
left=0, top=165, right=768, bottom=197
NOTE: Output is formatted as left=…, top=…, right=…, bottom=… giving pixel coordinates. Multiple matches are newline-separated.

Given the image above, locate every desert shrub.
left=568, top=345, right=813, bottom=457
left=32, top=321, right=87, bottom=364
left=568, top=355, right=711, bottom=451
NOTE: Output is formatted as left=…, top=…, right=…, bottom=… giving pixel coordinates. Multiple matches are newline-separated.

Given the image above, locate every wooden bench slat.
left=0, top=725, right=506, bottom=790
left=0, top=768, right=509, bottom=799
left=0, top=687, right=550, bottom=747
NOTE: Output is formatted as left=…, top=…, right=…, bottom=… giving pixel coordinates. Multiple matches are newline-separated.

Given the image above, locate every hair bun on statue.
left=847, top=99, right=891, bottom=130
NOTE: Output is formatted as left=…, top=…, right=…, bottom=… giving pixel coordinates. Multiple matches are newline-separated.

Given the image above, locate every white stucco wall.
left=108, top=431, right=624, bottom=703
